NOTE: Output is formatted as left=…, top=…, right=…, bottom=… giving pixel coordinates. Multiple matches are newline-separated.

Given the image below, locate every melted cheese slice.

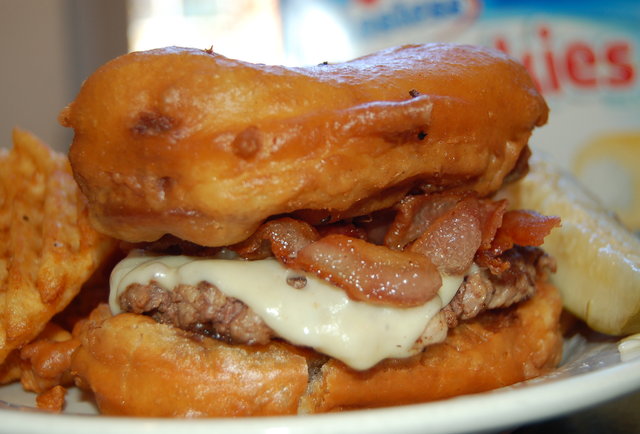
left=109, top=253, right=463, bottom=370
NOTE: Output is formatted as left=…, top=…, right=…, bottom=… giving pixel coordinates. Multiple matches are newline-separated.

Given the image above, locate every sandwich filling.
left=110, top=254, right=463, bottom=370
left=108, top=192, right=559, bottom=370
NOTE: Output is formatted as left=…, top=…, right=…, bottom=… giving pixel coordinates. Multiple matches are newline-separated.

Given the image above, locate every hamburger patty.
left=118, top=281, right=274, bottom=345
left=117, top=246, right=554, bottom=346
left=442, top=246, right=555, bottom=328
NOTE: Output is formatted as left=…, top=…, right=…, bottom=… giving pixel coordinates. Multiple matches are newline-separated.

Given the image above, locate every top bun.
left=62, top=44, right=547, bottom=246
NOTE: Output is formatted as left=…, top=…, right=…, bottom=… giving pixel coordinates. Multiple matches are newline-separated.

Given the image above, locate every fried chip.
left=35, top=385, right=66, bottom=412
left=0, top=128, right=116, bottom=364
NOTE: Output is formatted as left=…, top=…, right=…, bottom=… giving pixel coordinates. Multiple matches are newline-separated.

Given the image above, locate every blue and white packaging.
left=281, top=0, right=640, bottom=229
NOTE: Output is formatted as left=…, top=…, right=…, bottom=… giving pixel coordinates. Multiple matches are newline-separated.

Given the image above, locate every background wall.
left=0, top=0, right=128, bottom=152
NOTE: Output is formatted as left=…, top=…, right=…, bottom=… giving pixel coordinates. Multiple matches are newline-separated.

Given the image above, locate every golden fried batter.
left=62, top=44, right=548, bottom=247
left=71, top=305, right=309, bottom=417
left=19, top=323, right=77, bottom=394
left=0, top=129, right=116, bottom=364
left=35, top=385, right=66, bottom=413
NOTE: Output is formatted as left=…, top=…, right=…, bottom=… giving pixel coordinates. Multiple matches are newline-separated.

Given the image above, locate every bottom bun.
left=70, top=280, right=563, bottom=417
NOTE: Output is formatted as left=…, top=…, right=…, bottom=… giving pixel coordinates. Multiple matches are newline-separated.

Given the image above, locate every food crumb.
left=36, top=385, right=66, bottom=413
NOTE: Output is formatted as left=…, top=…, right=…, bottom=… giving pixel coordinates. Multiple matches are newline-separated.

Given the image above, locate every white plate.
left=1, top=333, right=639, bottom=434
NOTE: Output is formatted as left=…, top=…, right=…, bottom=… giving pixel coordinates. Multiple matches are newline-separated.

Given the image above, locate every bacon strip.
left=385, top=194, right=509, bottom=275
left=497, top=210, right=561, bottom=248
left=316, top=222, right=368, bottom=240
left=231, top=217, right=319, bottom=263
left=476, top=210, right=561, bottom=273
left=226, top=200, right=559, bottom=309
left=477, top=199, right=508, bottom=249
left=384, top=193, right=463, bottom=251
left=408, top=197, right=482, bottom=274
left=294, top=234, right=442, bottom=307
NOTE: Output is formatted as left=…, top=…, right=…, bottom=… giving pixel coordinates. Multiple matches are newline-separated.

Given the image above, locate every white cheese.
left=109, top=253, right=463, bottom=370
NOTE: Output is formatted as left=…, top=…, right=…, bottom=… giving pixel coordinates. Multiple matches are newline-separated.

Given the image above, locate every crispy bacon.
left=385, top=193, right=510, bottom=253
left=384, top=193, right=463, bottom=250
left=476, top=210, right=560, bottom=273
left=384, top=193, right=507, bottom=275
left=316, top=222, right=368, bottom=240
left=293, top=234, right=442, bottom=307
left=227, top=199, right=558, bottom=309
left=497, top=210, right=561, bottom=247
left=477, top=199, right=508, bottom=249
left=231, top=217, right=319, bottom=263
left=408, top=197, right=482, bottom=274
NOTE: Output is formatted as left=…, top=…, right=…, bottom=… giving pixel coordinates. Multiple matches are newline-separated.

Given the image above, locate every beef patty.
left=117, top=246, right=554, bottom=346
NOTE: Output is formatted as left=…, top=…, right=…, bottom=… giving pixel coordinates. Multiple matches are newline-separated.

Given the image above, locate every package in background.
left=280, top=0, right=640, bottom=230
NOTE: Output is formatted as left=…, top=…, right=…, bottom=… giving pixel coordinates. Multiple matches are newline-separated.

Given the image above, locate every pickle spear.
left=506, top=153, right=640, bottom=335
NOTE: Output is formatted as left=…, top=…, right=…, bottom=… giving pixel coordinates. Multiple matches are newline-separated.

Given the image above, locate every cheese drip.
left=109, top=253, right=463, bottom=370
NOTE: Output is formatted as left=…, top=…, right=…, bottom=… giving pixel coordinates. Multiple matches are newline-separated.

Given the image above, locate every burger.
left=58, top=43, right=563, bottom=417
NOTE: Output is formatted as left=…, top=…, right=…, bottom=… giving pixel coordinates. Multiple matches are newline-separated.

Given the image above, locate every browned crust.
left=70, top=305, right=309, bottom=417
left=64, top=44, right=547, bottom=247
left=70, top=280, right=562, bottom=417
